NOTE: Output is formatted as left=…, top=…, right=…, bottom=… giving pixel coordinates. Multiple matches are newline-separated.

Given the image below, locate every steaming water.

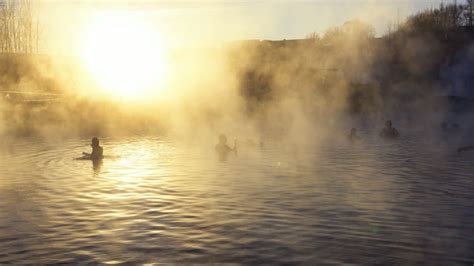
left=0, top=136, right=473, bottom=264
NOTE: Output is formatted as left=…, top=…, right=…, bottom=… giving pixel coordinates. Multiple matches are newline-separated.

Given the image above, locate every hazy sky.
left=40, top=0, right=448, bottom=53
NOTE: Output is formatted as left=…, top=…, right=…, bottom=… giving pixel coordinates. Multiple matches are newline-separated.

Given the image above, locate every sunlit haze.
left=40, top=0, right=446, bottom=53
left=1, top=0, right=473, bottom=264
left=38, top=0, right=447, bottom=99
left=80, top=12, right=168, bottom=99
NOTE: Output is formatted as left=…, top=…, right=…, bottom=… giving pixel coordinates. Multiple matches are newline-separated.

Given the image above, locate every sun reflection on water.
left=103, top=140, right=172, bottom=183
left=0, top=137, right=473, bottom=264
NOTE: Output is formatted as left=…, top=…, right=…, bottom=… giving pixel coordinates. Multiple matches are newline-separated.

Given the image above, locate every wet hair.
left=92, top=137, right=100, bottom=146
left=219, top=134, right=227, bottom=144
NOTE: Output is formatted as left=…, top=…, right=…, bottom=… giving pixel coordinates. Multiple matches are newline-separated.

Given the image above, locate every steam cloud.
left=0, top=2, right=473, bottom=152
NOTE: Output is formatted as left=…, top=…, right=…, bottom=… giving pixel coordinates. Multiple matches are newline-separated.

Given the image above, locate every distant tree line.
left=306, top=19, right=375, bottom=45
left=230, top=1, right=474, bottom=119
left=0, top=0, right=39, bottom=53
left=306, top=1, right=474, bottom=41
left=392, top=0, right=474, bottom=37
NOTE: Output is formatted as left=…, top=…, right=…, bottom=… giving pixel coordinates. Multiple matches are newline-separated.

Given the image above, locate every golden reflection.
left=106, top=142, right=170, bottom=183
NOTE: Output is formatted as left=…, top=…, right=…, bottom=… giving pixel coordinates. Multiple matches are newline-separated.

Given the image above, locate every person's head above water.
left=91, top=137, right=100, bottom=148
left=219, top=134, right=227, bottom=145
left=385, top=120, right=392, bottom=128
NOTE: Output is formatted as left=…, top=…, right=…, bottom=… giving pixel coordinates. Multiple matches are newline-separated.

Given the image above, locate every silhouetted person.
left=93, top=159, right=103, bottom=173
left=348, top=128, right=361, bottom=142
left=442, top=122, right=461, bottom=133
left=379, top=120, right=400, bottom=138
left=458, top=146, right=474, bottom=153
left=215, top=134, right=236, bottom=161
left=83, top=137, right=103, bottom=161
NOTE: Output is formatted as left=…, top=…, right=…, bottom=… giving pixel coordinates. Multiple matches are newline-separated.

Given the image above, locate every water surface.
left=0, top=136, right=473, bottom=264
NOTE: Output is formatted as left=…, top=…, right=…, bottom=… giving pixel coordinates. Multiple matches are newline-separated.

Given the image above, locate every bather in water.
left=215, top=134, right=237, bottom=161
left=458, top=146, right=474, bottom=153
left=82, top=137, right=104, bottom=161
left=379, top=120, right=400, bottom=139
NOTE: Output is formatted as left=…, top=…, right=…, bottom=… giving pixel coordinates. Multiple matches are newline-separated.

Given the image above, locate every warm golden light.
left=80, top=12, right=168, bottom=100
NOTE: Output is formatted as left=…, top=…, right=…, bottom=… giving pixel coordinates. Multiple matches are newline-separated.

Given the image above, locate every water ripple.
left=0, top=136, right=473, bottom=264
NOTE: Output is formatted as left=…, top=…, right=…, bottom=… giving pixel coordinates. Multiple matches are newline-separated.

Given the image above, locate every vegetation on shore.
left=230, top=2, right=474, bottom=119
left=1, top=2, right=473, bottom=138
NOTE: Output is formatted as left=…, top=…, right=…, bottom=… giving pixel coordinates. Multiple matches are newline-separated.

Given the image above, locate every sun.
left=80, top=13, right=168, bottom=100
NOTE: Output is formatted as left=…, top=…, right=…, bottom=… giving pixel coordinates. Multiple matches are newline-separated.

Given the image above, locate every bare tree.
left=467, top=0, right=474, bottom=26
left=0, top=0, right=40, bottom=53
left=306, top=31, right=322, bottom=45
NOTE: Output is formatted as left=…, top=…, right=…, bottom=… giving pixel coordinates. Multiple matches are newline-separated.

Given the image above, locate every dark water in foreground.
left=0, top=136, right=473, bottom=264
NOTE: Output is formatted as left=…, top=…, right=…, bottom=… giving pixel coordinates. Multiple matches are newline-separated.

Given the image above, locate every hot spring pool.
left=0, top=136, right=473, bottom=264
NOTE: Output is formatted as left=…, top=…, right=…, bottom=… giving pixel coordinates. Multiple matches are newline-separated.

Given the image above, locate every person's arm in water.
left=458, top=146, right=474, bottom=153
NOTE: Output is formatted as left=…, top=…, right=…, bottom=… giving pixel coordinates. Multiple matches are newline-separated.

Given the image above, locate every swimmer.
left=82, top=137, right=103, bottom=161
left=379, top=120, right=400, bottom=138
left=442, top=122, right=461, bottom=133
left=458, top=146, right=474, bottom=153
left=348, top=128, right=361, bottom=142
left=215, top=134, right=236, bottom=161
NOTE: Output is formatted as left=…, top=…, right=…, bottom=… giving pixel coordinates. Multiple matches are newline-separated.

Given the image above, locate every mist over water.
left=0, top=20, right=473, bottom=146
left=1, top=1, right=474, bottom=264
left=0, top=136, right=473, bottom=264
